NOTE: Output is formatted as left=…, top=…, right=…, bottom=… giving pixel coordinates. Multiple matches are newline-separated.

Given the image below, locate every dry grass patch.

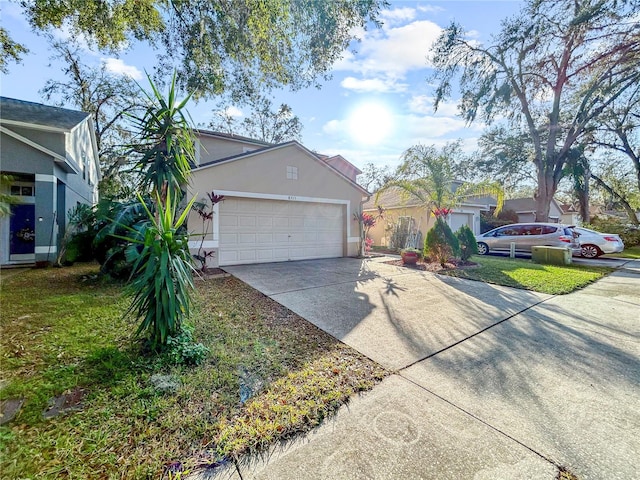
left=0, top=264, right=387, bottom=479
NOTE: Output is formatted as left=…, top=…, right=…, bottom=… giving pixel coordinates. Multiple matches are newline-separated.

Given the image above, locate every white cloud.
left=322, top=119, right=345, bottom=136
left=417, top=5, right=445, bottom=14
left=380, top=7, right=417, bottom=27
left=335, top=20, right=442, bottom=76
left=341, top=76, right=408, bottom=93
left=102, top=58, right=143, bottom=80
left=224, top=105, right=243, bottom=118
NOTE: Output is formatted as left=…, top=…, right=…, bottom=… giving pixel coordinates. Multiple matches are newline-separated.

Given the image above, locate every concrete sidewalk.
left=201, top=258, right=640, bottom=480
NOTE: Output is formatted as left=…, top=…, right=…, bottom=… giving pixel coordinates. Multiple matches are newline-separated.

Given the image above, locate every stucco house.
left=0, top=97, right=99, bottom=266
left=187, top=130, right=368, bottom=267
left=503, top=197, right=563, bottom=223
left=363, top=185, right=497, bottom=249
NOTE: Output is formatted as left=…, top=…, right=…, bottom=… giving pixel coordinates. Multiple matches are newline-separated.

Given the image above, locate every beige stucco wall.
left=365, top=204, right=487, bottom=250
left=196, top=134, right=264, bottom=165
left=187, top=144, right=367, bottom=265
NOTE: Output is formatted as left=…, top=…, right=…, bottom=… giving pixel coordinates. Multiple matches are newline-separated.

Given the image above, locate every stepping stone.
left=0, top=398, right=24, bottom=425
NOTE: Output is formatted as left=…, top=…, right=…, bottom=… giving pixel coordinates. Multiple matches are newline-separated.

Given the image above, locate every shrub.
left=456, top=224, right=478, bottom=261
left=480, top=209, right=518, bottom=233
left=163, top=324, right=209, bottom=366
left=425, top=218, right=460, bottom=266
left=586, top=217, right=640, bottom=247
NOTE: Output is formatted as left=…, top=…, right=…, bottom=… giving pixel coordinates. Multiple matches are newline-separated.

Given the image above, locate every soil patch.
left=385, top=258, right=477, bottom=272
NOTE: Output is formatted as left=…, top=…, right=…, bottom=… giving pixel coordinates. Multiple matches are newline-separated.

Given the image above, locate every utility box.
left=531, top=246, right=572, bottom=266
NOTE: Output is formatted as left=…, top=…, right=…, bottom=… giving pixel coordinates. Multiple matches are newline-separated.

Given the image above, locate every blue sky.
left=0, top=0, right=524, bottom=173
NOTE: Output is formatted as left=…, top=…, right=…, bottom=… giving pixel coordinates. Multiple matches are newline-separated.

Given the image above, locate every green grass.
left=0, top=264, right=387, bottom=479
left=441, top=255, right=614, bottom=294
left=612, top=245, right=640, bottom=259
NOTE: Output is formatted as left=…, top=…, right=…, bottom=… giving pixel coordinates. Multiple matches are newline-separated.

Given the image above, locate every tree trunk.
left=591, top=174, right=640, bottom=225
left=535, top=169, right=556, bottom=222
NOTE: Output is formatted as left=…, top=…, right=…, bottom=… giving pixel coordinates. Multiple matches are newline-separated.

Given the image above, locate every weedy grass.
left=441, top=255, right=614, bottom=294
left=0, top=264, right=387, bottom=479
left=613, top=245, right=640, bottom=259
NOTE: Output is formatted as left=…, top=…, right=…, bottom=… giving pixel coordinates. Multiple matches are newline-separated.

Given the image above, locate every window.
left=541, top=226, right=557, bottom=234
left=11, top=185, right=34, bottom=196
left=286, top=165, right=298, bottom=180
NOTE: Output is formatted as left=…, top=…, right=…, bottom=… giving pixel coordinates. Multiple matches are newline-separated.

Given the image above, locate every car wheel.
left=477, top=242, right=489, bottom=255
left=581, top=244, right=601, bottom=258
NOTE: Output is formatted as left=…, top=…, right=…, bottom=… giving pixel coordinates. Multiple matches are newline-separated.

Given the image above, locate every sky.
left=0, top=0, right=525, bottom=174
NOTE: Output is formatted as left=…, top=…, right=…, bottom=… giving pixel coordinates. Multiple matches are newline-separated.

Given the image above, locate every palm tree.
left=378, top=143, right=504, bottom=219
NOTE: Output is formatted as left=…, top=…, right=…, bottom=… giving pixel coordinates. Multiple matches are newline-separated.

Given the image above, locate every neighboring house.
left=363, top=185, right=497, bottom=249
left=188, top=130, right=368, bottom=267
left=0, top=97, right=99, bottom=266
left=503, top=197, right=563, bottom=223
left=559, top=203, right=581, bottom=225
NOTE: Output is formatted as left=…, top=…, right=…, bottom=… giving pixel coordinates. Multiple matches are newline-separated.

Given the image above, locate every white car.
left=574, top=227, right=625, bottom=258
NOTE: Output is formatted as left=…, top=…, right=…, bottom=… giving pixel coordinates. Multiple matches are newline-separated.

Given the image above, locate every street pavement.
left=196, top=257, right=640, bottom=480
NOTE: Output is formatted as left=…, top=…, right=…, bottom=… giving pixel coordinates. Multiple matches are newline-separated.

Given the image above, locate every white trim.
left=348, top=237, right=361, bottom=243
left=35, top=246, right=57, bottom=254
left=196, top=130, right=269, bottom=148
left=9, top=254, right=35, bottom=262
left=0, top=126, right=67, bottom=163
left=35, top=174, right=57, bottom=183
left=213, top=190, right=348, bottom=205
left=188, top=240, right=218, bottom=249
left=0, top=119, right=70, bottom=133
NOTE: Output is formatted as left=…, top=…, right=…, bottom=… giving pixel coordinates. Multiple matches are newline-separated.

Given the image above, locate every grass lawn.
left=612, top=245, right=640, bottom=259
left=441, top=255, right=614, bottom=294
left=0, top=264, right=387, bottom=479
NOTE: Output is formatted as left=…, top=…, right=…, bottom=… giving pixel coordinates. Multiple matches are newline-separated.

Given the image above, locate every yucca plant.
left=123, top=190, right=196, bottom=345
left=121, top=72, right=198, bottom=346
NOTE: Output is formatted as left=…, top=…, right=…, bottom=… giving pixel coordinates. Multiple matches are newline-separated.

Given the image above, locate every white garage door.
left=449, top=213, right=472, bottom=233
left=218, top=197, right=344, bottom=265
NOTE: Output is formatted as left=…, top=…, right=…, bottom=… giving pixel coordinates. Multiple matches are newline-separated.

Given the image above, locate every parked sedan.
left=573, top=227, right=625, bottom=258
left=476, top=223, right=582, bottom=256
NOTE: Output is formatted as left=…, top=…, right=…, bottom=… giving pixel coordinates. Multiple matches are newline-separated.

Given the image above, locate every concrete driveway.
left=212, top=257, right=640, bottom=480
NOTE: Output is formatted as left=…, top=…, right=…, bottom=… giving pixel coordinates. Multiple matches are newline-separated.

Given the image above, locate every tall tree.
left=21, top=0, right=385, bottom=98
left=40, top=39, right=144, bottom=196
left=0, top=26, right=28, bottom=73
left=430, top=0, right=640, bottom=222
left=209, top=95, right=303, bottom=143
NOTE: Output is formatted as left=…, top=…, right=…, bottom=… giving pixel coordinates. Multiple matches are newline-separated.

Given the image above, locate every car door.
left=518, top=224, right=544, bottom=252
left=492, top=225, right=523, bottom=251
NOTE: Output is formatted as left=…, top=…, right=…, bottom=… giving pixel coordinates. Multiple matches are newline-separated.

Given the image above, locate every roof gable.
left=0, top=97, right=89, bottom=131
left=193, top=140, right=368, bottom=195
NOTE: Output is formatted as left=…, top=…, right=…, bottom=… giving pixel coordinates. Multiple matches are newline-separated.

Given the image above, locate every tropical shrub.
left=586, top=217, right=640, bottom=246
left=456, top=224, right=478, bottom=261
left=480, top=209, right=519, bottom=233
left=123, top=191, right=196, bottom=346
left=425, top=218, right=460, bottom=266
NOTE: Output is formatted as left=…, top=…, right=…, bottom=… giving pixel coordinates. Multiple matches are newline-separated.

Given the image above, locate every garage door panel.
left=219, top=198, right=344, bottom=266
left=238, top=216, right=257, bottom=228
left=257, top=217, right=273, bottom=228
left=220, top=233, right=238, bottom=243
left=256, top=233, right=273, bottom=244
left=238, top=233, right=256, bottom=244
left=219, top=215, right=238, bottom=227
left=273, top=217, right=289, bottom=229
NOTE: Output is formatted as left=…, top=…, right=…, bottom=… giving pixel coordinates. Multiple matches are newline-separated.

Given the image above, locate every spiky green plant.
left=123, top=190, right=196, bottom=345
left=121, top=72, right=198, bottom=345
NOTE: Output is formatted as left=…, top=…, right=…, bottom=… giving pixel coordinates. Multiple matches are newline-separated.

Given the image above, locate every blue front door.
left=10, top=204, right=36, bottom=256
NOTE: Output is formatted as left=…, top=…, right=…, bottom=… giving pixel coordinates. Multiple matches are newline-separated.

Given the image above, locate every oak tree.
left=430, top=0, right=640, bottom=222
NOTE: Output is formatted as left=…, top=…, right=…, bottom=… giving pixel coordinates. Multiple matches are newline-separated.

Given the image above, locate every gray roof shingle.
left=0, top=97, right=89, bottom=130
